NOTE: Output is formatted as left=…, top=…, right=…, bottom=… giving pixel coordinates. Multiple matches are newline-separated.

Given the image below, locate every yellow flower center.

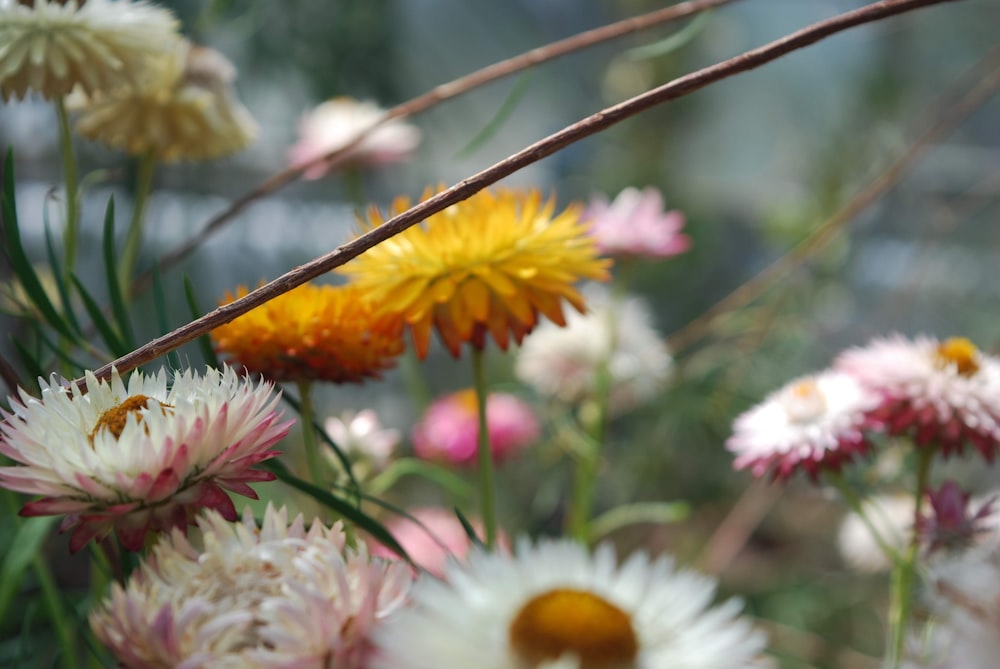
left=90, top=395, right=171, bottom=443
left=509, top=588, right=638, bottom=669
left=935, top=337, right=980, bottom=377
left=781, top=378, right=827, bottom=424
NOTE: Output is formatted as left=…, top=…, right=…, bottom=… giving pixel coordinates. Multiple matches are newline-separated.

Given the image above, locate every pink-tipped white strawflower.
left=727, top=371, right=880, bottom=480
left=0, top=365, right=291, bottom=551
left=835, top=335, right=1000, bottom=460
left=412, top=389, right=540, bottom=466
left=583, top=187, right=690, bottom=259
left=287, top=97, right=421, bottom=178
left=90, top=504, right=413, bottom=668
left=371, top=538, right=770, bottom=669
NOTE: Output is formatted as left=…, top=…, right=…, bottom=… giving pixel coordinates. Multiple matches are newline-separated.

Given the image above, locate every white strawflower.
left=73, top=40, right=257, bottom=161
left=835, top=335, right=1000, bottom=460
left=371, top=538, right=770, bottom=669
left=0, top=0, right=181, bottom=101
left=0, top=365, right=291, bottom=551
left=726, top=371, right=879, bottom=480
left=325, top=409, right=400, bottom=468
left=90, top=504, right=413, bottom=669
left=515, top=283, right=672, bottom=415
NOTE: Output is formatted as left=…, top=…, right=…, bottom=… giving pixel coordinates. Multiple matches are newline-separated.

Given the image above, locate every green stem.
left=32, top=555, right=81, bottom=669
left=471, top=347, right=497, bottom=549
left=296, top=381, right=323, bottom=485
left=118, top=152, right=157, bottom=301
left=826, top=471, right=904, bottom=569
left=886, top=448, right=934, bottom=669
left=55, top=97, right=80, bottom=281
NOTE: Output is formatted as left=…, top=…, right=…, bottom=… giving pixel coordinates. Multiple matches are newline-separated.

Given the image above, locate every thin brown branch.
left=138, top=0, right=738, bottom=290
left=84, top=0, right=961, bottom=385
left=667, top=41, right=1000, bottom=354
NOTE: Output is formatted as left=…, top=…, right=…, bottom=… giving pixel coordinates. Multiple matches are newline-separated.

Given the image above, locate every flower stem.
left=118, top=152, right=157, bottom=302
left=471, top=347, right=497, bottom=549
left=32, top=554, right=81, bottom=669
left=55, top=97, right=80, bottom=281
left=296, top=381, right=323, bottom=485
left=826, top=471, right=904, bottom=569
left=886, top=447, right=934, bottom=668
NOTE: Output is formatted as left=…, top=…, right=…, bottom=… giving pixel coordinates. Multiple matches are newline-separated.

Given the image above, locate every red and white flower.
left=727, top=370, right=879, bottom=480
left=0, top=365, right=291, bottom=551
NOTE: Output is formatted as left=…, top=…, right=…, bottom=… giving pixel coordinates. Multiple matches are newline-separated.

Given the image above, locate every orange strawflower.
left=212, top=283, right=405, bottom=384
left=339, top=187, right=612, bottom=358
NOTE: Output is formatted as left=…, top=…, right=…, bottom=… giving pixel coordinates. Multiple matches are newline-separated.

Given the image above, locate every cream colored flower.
left=73, top=39, right=257, bottom=161
left=90, top=504, right=413, bottom=668
left=0, top=0, right=180, bottom=101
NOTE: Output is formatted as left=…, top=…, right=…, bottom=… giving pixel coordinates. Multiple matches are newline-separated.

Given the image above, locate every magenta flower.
left=0, top=366, right=291, bottom=551
left=412, top=389, right=540, bottom=466
left=917, top=481, right=996, bottom=554
left=583, top=187, right=690, bottom=259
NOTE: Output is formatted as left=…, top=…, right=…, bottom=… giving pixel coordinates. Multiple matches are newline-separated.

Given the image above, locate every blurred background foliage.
left=1, top=0, right=999, bottom=667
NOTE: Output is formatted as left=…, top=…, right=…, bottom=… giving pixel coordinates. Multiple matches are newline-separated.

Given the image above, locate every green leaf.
left=456, top=71, right=534, bottom=158
left=152, top=264, right=181, bottom=371
left=41, top=203, right=81, bottom=337
left=282, top=393, right=360, bottom=502
left=70, top=274, right=128, bottom=357
left=0, top=150, right=75, bottom=341
left=368, top=457, right=476, bottom=501
left=588, top=501, right=690, bottom=543
left=183, top=276, right=220, bottom=369
left=262, top=459, right=410, bottom=562
left=0, top=516, right=56, bottom=625
left=11, top=336, right=45, bottom=385
left=627, top=10, right=713, bottom=61
left=101, top=197, right=135, bottom=351
left=34, top=324, right=91, bottom=372
left=453, top=507, right=486, bottom=549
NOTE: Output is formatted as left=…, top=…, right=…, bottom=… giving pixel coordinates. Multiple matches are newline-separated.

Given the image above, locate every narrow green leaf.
left=456, top=72, right=534, bottom=158
left=627, top=10, right=713, bottom=61
left=0, top=516, right=56, bottom=624
left=151, top=264, right=181, bottom=371
left=1, top=151, right=75, bottom=341
left=70, top=274, right=128, bottom=357
left=588, top=501, right=690, bottom=543
left=11, top=336, right=45, bottom=384
left=368, top=457, right=476, bottom=501
left=41, top=212, right=82, bottom=336
left=34, top=325, right=91, bottom=373
left=282, top=393, right=360, bottom=501
left=102, top=197, right=135, bottom=350
left=453, top=507, right=486, bottom=549
left=262, top=459, right=409, bottom=562
left=183, top=276, right=220, bottom=369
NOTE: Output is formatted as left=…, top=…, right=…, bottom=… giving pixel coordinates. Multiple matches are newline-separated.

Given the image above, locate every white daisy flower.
left=287, top=97, right=422, bottom=178
left=0, top=365, right=291, bottom=551
left=73, top=40, right=257, bottom=162
left=835, top=335, right=1000, bottom=460
left=515, top=283, right=672, bottom=415
left=371, top=538, right=769, bottom=669
left=90, top=504, right=413, bottom=668
left=0, top=0, right=181, bottom=101
left=726, top=370, right=879, bottom=480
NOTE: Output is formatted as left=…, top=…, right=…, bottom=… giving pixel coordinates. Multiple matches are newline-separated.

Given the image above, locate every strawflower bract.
left=73, top=40, right=256, bottom=162
left=727, top=370, right=879, bottom=480
left=0, top=0, right=181, bottom=101
left=0, top=365, right=290, bottom=551
left=340, top=187, right=612, bottom=358
left=213, top=283, right=405, bottom=384
left=583, top=186, right=690, bottom=259
left=835, top=335, right=1000, bottom=460
left=371, top=538, right=769, bottom=669
left=90, top=504, right=413, bottom=669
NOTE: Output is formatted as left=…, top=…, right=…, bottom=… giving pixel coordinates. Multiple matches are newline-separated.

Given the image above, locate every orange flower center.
left=782, top=378, right=827, bottom=424
left=90, top=395, right=172, bottom=443
left=935, top=337, right=980, bottom=377
left=509, top=588, right=638, bottom=669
